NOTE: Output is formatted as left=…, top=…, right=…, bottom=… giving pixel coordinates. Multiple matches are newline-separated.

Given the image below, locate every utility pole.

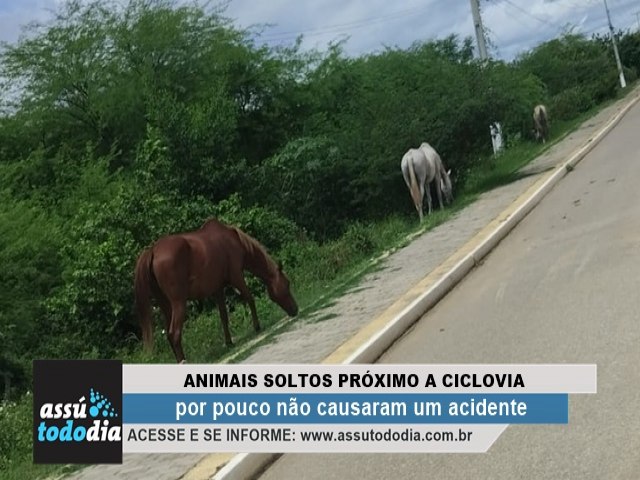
left=470, top=0, right=488, bottom=61
left=604, top=0, right=626, bottom=88
left=469, top=0, right=503, bottom=155
left=635, top=12, right=640, bottom=31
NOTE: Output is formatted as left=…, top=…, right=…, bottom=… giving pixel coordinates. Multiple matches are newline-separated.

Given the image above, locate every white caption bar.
left=123, top=424, right=508, bottom=453
left=123, top=364, right=597, bottom=394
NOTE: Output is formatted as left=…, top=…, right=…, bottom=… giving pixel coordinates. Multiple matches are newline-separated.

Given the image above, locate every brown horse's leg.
left=214, top=291, right=233, bottom=347
left=156, top=293, right=178, bottom=360
left=169, top=300, right=187, bottom=363
left=231, top=273, right=261, bottom=333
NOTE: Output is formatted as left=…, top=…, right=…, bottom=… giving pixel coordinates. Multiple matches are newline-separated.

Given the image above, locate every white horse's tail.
left=406, top=154, right=423, bottom=221
left=534, top=105, right=549, bottom=142
left=537, top=106, right=548, bottom=127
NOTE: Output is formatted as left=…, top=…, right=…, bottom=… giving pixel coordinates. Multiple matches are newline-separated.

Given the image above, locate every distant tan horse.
left=401, top=143, right=453, bottom=221
left=134, top=219, right=298, bottom=363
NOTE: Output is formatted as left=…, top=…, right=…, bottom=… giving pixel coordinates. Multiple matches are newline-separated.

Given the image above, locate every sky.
left=1, top=0, right=640, bottom=61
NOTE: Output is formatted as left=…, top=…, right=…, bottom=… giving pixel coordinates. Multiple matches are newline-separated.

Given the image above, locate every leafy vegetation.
left=0, top=0, right=638, bottom=475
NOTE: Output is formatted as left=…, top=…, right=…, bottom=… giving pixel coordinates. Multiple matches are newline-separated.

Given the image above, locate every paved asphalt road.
left=257, top=102, right=640, bottom=478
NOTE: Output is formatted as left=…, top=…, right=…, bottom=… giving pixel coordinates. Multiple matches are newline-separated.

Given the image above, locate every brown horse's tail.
left=134, top=247, right=154, bottom=353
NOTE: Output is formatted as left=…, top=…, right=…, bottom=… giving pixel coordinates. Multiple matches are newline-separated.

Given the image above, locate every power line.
left=502, top=0, right=555, bottom=27
left=581, top=23, right=609, bottom=36
left=563, top=0, right=599, bottom=11
left=257, top=5, right=434, bottom=41
left=256, top=0, right=638, bottom=57
left=501, top=2, right=554, bottom=31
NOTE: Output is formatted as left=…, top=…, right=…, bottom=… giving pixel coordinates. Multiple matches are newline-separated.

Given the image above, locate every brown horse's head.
left=268, top=261, right=298, bottom=317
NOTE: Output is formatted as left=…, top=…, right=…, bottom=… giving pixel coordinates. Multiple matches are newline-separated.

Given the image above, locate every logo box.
left=33, top=360, right=123, bottom=464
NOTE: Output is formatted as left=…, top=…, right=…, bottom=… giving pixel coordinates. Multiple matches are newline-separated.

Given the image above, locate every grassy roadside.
left=114, top=84, right=638, bottom=369
left=218, top=90, right=639, bottom=365
left=2, top=84, right=637, bottom=480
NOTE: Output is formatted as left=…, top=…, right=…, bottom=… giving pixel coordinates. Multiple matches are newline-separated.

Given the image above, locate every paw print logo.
left=88, top=388, right=118, bottom=419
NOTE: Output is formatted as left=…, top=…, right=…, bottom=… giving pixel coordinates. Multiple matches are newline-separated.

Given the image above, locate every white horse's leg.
left=426, top=184, right=432, bottom=216
left=435, top=171, right=444, bottom=210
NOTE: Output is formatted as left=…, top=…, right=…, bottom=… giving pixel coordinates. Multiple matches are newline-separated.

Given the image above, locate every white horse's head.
left=440, top=169, right=453, bottom=204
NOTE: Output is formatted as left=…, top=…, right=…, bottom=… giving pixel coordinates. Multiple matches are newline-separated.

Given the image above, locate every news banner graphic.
left=33, top=362, right=597, bottom=462
left=124, top=364, right=597, bottom=454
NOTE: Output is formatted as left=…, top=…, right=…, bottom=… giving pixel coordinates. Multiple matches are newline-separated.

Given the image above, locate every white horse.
left=401, top=143, right=453, bottom=222
left=533, top=104, right=549, bottom=143
left=420, top=142, right=453, bottom=206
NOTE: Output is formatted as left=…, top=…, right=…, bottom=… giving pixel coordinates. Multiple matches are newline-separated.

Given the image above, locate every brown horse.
left=134, top=218, right=299, bottom=363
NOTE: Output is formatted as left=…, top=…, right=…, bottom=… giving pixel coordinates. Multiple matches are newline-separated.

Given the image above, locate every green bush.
left=549, top=87, right=595, bottom=121
left=0, top=394, right=32, bottom=471
left=212, top=194, right=303, bottom=253
left=623, top=65, right=637, bottom=84
left=253, top=136, right=351, bottom=239
left=0, top=194, right=64, bottom=392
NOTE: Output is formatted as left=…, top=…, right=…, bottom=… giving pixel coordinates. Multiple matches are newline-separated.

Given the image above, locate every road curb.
left=210, top=453, right=274, bottom=480
left=192, top=89, right=640, bottom=480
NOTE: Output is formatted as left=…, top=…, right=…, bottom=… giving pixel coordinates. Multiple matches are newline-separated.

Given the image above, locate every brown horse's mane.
left=201, top=218, right=277, bottom=274
left=231, top=227, right=279, bottom=275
